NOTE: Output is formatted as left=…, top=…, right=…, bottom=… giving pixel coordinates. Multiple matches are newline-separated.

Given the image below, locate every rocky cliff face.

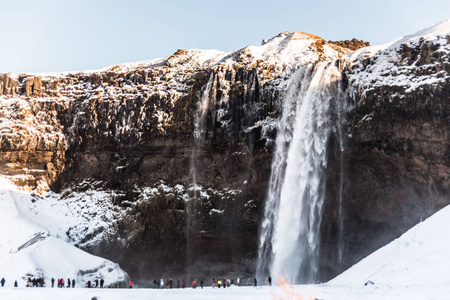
left=337, top=31, right=450, bottom=275
left=0, top=23, right=449, bottom=284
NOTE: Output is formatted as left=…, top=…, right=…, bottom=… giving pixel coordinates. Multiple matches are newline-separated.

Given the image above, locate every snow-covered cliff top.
left=349, top=19, right=450, bottom=61
left=387, top=19, right=450, bottom=49
left=16, top=31, right=348, bottom=79
left=348, top=19, right=450, bottom=92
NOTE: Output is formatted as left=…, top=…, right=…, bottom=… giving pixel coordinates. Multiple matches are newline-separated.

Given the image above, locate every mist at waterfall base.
left=257, top=60, right=347, bottom=284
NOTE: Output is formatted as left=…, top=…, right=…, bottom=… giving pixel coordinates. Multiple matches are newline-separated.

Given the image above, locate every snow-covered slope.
left=347, top=19, right=450, bottom=93
left=1, top=205, right=450, bottom=299
left=386, top=19, right=450, bottom=50
left=47, top=31, right=348, bottom=75
left=0, top=176, right=129, bottom=288
left=329, top=204, right=450, bottom=288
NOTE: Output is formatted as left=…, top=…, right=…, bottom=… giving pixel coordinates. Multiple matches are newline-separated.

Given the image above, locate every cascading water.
left=257, top=60, right=346, bottom=284
left=186, top=72, right=215, bottom=274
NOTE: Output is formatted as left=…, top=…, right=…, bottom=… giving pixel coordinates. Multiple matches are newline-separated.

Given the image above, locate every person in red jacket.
left=129, top=281, right=133, bottom=288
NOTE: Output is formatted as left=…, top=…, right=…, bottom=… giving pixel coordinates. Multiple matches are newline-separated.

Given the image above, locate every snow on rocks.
left=347, top=19, right=450, bottom=94
left=0, top=176, right=129, bottom=287
left=0, top=96, right=68, bottom=151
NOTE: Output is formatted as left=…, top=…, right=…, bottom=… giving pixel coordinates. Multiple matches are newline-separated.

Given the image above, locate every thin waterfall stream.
left=257, top=60, right=346, bottom=284
left=186, top=73, right=215, bottom=276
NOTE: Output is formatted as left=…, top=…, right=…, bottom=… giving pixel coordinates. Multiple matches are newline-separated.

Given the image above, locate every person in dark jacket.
left=200, top=278, right=204, bottom=289
left=51, top=277, right=55, bottom=288
left=254, top=277, right=257, bottom=287
left=100, top=278, right=104, bottom=288
left=1, top=278, right=5, bottom=287
left=72, top=279, right=75, bottom=288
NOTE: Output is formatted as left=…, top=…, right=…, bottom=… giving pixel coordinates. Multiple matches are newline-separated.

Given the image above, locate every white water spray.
left=257, top=60, right=345, bottom=283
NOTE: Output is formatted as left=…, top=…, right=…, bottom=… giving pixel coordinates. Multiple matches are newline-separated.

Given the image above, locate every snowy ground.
left=0, top=279, right=449, bottom=300
left=1, top=170, right=449, bottom=299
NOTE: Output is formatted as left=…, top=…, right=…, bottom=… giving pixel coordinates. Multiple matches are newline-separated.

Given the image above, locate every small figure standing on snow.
left=67, top=278, right=71, bottom=288
left=182, top=279, right=186, bottom=288
left=100, top=278, right=104, bottom=288
left=267, top=275, right=272, bottom=286
left=14, top=280, right=18, bottom=287
left=1, top=277, right=5, bottom=287
left=87, top=280, right=91, bottom=288
left=51, top=277, right=55, bottom=288
left=192, top=279, right=196, bottom=289
left=254, top=277, right=257, bottom=287
left=72, top=279, right=75, bottom=288
left=200, top=278, right=204, bottom=289
left=212, top=278, right=216, bottom=288
left=160, top=279, right=164, bottom=289
left=129, top=281, right=133, bottom=288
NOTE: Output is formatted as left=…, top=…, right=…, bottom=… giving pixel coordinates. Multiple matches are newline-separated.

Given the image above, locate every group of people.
left=0, top=278, right=18, bottom=287
left=212, top=277, right=232, bottom=288
left=152, top=278, right=186, bottom=289
left=51, top=278, right=76, bottom=288
left=27, top=277, right=45, bottom=287
left=86, top=278, right=104, bottom=288
left=150, top=277, right=253, bottom=289
left=0, top=275, right=272, bottom=289
left=0, top=277, right=108, bottom=288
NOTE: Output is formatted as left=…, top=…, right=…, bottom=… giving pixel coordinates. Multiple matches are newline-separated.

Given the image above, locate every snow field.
left=0, top=177, right=129, bottom=289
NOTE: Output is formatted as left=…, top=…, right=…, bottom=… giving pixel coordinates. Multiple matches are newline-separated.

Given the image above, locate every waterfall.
left=257, top=60, right=346, bottom=284
left=190, top=73, right=214, bottom=188
left=186, top=72, right=215, bottom=275
left=193, top=73, right=215, bottom=144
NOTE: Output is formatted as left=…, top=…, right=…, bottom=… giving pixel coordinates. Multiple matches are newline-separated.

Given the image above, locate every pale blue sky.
left=0, top=0, right=449, bottom=73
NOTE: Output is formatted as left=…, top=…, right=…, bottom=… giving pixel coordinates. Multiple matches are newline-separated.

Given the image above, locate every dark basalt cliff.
left=0, top=30, right=448, bottom=284
left=337, top=37, right=450, bottom=274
